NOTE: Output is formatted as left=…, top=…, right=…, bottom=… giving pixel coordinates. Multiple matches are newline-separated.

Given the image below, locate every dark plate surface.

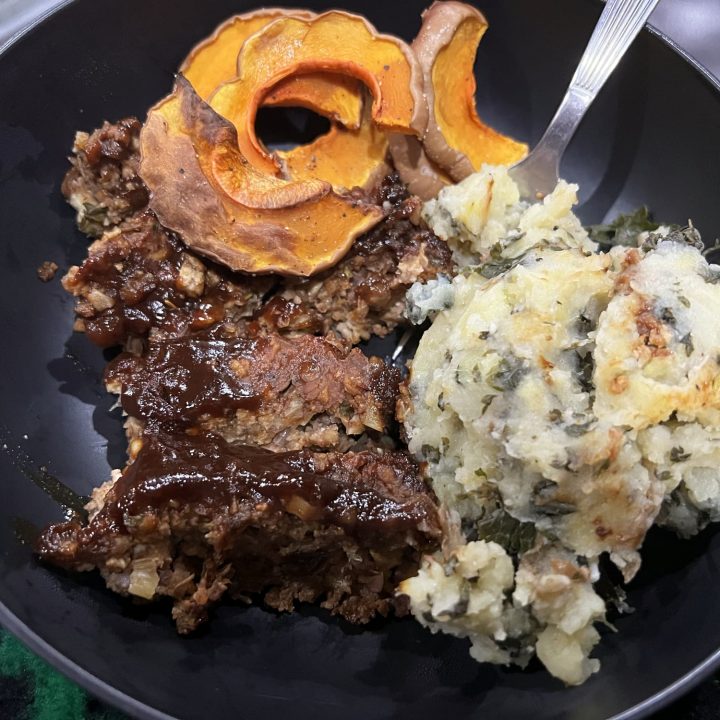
left=2, top=1, right=720, bottom=718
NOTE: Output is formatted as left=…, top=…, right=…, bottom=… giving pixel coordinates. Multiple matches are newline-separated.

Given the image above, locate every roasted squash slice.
left=139, top=77, right=383, bottom=276
left=413, top=1, right=527, bottom=181
left=181, top=10, right=402, bottom=192
left=180, top=10, right=363, bottom=129
left=209, top=11, right=426, bottom=176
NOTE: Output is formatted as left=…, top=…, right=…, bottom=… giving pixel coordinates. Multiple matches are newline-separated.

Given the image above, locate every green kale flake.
left=679, top=332, right=694, bottom=357
left=576, top=313, right=594, bottom=335
left=576, top=351, right=595, bottom=395
left=420, top=444, right=441, bottom=463
left=670, top=446, right=691, bottom=463
left=488, top=356, right=527, bottom=392
left=531, top=479, right=577, bottom=516
left=642, top=224, right=702, bottom=253
left=660, top=307, right=676, bottom=326
left=480, top=394, right=495, bottom=415
left=534, top=500, right=577, bottom=516
left=587, top=207, right=661, bottom=248
left=440, top=587, right=471, bottom=619
left=664, top=224, right=703, bottom=251
left=565, top=420, right=596, bottom=437
left=78, top=202, right=109, bottom=236
left=474, top=503, right=537, bottom=555
left=478, top=251, right=529, bottom=279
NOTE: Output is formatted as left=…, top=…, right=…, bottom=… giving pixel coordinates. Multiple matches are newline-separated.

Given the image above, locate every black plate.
left=2, top=1, right=720, bottom=718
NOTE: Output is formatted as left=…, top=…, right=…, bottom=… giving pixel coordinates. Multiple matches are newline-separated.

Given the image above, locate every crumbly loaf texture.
left=37, top=118, right=450, bottom=631
left=106, top=331, right=402, bottom=452
left=58, top=121, right=435, bottom=456
left=37, top=432, right=441, bottom=634
left=402, top=165, right=720, bottom=685
left=61, top=118, right=149, bottom=235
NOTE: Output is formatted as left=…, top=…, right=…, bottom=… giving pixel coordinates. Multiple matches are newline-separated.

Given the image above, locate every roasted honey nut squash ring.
left=180, top=9, right=363, bottom=129
left=139, top=77, right=383, bottom=277
left=181, top=9, right=392, bottom=190
left=209, top=10, right=427, bottom=177
left=412, top=1, right=528, bottom=182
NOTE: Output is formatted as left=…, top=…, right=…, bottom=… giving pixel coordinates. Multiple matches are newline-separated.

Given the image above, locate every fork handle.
left=513, top=0, right=661, bottom=196
left=571, top=0, right=660, bottom=99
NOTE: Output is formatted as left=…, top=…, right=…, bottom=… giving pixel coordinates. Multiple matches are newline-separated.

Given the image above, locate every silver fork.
left=509, top=0, right=662, bottom=199
left=393, top=0, right=661, bottom=362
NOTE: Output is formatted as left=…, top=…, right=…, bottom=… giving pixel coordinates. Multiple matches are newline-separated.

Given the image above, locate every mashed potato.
left=400, top=165, right=720, bottom=685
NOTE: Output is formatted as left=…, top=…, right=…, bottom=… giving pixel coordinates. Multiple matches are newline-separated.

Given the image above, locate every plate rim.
left=1, top=1, right=719, bottom=719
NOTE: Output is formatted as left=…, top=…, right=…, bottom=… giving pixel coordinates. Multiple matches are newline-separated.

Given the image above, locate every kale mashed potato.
left=400, top=166, right=720, bottom=685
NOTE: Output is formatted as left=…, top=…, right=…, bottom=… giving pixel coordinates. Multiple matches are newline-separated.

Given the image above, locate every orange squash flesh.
left=140, top=77, right=383, bottom=277
left=415, top=1, right=527, bottom=182
left=180, top=10, right=305, bottom=101
left=263, top=72, right=363, bottom=129
left=179, top=10, right=362, bottom=129
left=433, top=14, right=527, bottom=174
left=277, top=94, right=390, bottom=191
left=209, top=11, right=426, bottom=176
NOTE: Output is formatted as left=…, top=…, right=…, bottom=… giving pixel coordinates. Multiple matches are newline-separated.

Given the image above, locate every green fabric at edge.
left=0, top=631, right=126, bottom=720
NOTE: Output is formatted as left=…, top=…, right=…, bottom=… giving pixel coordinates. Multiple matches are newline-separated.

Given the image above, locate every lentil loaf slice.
left=36, top=431, right=441, bottom=633
left=105, top=331, right=402, bottom=452
left=261, top=173, right=455, bottom=344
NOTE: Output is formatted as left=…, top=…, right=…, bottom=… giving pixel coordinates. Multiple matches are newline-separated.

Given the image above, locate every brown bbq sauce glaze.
left=96, top=432, right=432, bottom=543
left=356, top=174, right=452, bottom=270
left=253, top=295, right=323, bottom=334
left=106, top=336, right=263, bottom=424
left=74, top=218, right=262, bottom=347
left=83, top=118, right=141, bottom=166
left=105, top=332, right=400, bottom=431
